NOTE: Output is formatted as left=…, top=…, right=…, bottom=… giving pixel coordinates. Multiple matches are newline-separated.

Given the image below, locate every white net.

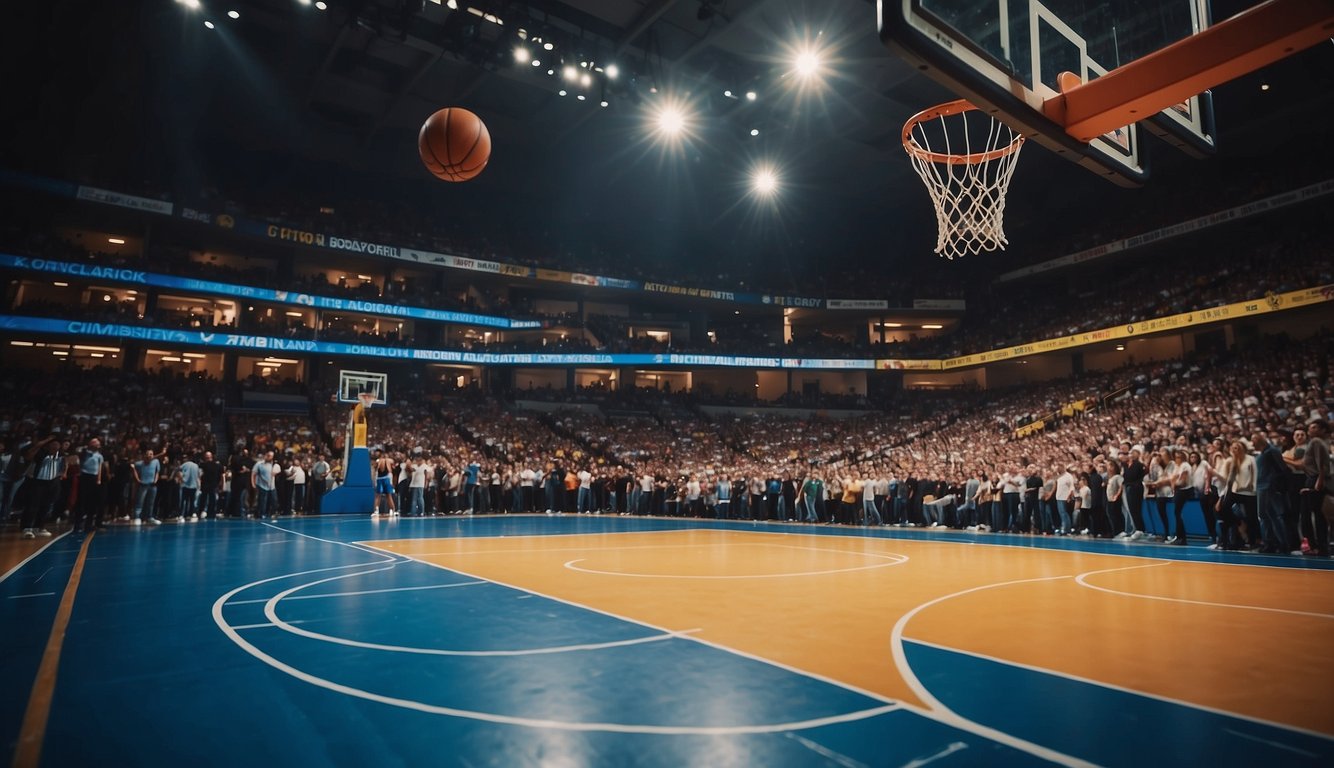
left=903, top=102, right=1024, bottom=260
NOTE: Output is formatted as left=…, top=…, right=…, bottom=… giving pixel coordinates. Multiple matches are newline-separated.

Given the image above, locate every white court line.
left=226, top=581, right=486, bottom=606
left=1223, top=727, right=1320, bottom=757
left=260, top=566, right=707, bottom=657
left=893, top=557, right=1334, bottom=746
left=1075, top=568, right=1334, bottom=619
left=563, top=550, right=907, bottom=580
left=0, top=531, right=69, bottom=585
left=219, top=527, right=906, bottom=734
left=7, top=592, right=57, bottom=600
left=234, top=619, right=315, bottom=630
left=785, top=732, right=869, bottom=768
left=904, top=636, right=1334, bottom=745
left=900, top=741, right=969, bottom=768
left=886, top=564, right=1178, bottom=768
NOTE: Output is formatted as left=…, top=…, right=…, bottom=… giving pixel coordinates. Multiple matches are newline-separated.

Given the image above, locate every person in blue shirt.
left=1251, top=432, right=1294, bottom=554
left=132, top=448, right=162, bottom=525
left=252, top=451, right=278, bottom=520
left=464, top=456, right=482, bottom=513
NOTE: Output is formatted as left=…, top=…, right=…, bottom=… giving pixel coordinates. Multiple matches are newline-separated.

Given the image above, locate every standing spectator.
left=408, top=456, right=428, bottom=517
left=22, top=436, right=65, bottom=538
left=178, top=454, right=201, bottom=521
left=1251, top=433, right=1294, bottom=554
left=199, top=451, right=223, bottom=519
left=252, top=450, right=277, bottom=520
left=309, top=454, right=330, bottom=515
left=72, top=437, right=106, bottom=534
left=1299, top=419, right=1330, bottom=557
left=132, top=448, right=163, bottom=526
left=288, top=459, right=307, bottom=514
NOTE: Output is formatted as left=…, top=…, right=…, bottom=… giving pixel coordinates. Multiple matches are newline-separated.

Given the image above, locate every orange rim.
left=902, top=99, right=1024, bottom=166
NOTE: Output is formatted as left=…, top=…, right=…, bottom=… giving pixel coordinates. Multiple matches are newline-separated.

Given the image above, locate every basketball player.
left=372, top=449, right=396, bottom=517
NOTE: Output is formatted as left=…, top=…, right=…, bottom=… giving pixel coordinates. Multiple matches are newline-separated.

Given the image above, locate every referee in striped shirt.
left=21, top=435, right=65, bottom=539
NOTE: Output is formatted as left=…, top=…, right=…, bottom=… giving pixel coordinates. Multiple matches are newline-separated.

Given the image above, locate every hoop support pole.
left=1042, top=0, right=1334, bottom=142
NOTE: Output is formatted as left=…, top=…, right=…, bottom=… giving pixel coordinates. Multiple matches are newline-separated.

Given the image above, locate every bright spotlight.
left=600, top=100, right=609, bottom=108
left=793, top=47, right=822, bottom=79
left=656, top=105, right=685, bottom=136
left=562, top=65, right=578, bottom=81
left=204, top=19, right=215, bottom=28
left=558, top=89, right=568, bottom=97
left=531, top=59, right=541, bottom=67
left=724, top=89, right=733, bottom=98
left=749, top=128, right=759, bottom=137
left=580, top=72, right=592, bottom=87
left=227, top=10, right=240, bottom=19
left=297, top=0, right=312, bottom=6
left=543, top=41, right=553, bottom=51
left=751, top=166, right=779, bottom=197
left=316, top=1, right=328, bottom=9
left=513, top=46, right=530, bottom=64
left=577, top=94, right=586, bottom=101
left=176, top=0, right=202, bottom=9
left=745, top=90, right=757, bottom=101
left=605, top=64, right=619, bottom=79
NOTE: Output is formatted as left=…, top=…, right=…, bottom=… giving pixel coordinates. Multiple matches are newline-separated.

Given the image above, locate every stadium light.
left=750, top=165, right=779, bottom=197
left=580, top=72, right=592, bottom=88
left=227, top=10, right=240, bottom=19
left=297, top=0, right=312, bottom=6
left=204, top=20, right=215, bottom=28
left=317, top=1, right=328, bottom=9
left=176, top=0, right=202, bottom=9
left=513, top=46, right=530, bottom=64
left=656, top=105, right=685, bottom=136
left=793, top=46, right=822, bottom=80
left=749, top=128, right=759, bottom=137
left=605, top=64, right=619, bottom=79
left=745, top=90, right=757, bottom=101
left=562, top=65, right=578, bottom=81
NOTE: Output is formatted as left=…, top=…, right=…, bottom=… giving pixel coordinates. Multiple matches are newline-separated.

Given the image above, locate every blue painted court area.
left=3, top=515, right=1332, bottom=767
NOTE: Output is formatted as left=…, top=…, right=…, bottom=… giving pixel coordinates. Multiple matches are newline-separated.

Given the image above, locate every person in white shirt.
left=639, top=472, right=655, bottom=515
left=287, top=460, right=307, bottom=515
left=685, top=474, right=703, bottom=517
left=1219, top=441, right=1258, bottom=550
left=1055, top=466, right=1076, bottom=535
left=408, top=458, right=429, bottom=517
left=520, top=466, right=536, bottom=513
left=577, top=468, right=594, bottom=514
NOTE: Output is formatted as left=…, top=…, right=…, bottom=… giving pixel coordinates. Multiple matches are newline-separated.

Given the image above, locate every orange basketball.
left=418, top=107, right=491, bottom=182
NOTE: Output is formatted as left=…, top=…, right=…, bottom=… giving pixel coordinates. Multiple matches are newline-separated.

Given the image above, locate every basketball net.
left=902, top=100, right=1024, bottom=260
left=357, top=392, right=377, bottom=411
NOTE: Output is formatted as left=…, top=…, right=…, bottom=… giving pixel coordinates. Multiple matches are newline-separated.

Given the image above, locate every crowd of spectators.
left=3, top=330, right=1330, bottom=556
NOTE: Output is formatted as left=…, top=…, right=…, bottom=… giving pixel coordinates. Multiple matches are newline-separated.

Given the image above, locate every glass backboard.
left=338, top=369, right=389, bottom=405
left=880, top=0, right=1217, bottom=186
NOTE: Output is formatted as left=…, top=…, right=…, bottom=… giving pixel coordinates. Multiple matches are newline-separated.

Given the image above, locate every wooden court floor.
left=3, top=515, right=1332, bottom=767
left=373, top=528, right=1334, bottom=736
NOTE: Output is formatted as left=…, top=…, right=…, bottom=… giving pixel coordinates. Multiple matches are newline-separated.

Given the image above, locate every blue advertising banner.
left=0, top=314, right=880, bottom=370
left=0, top=253, right=521, bottom=329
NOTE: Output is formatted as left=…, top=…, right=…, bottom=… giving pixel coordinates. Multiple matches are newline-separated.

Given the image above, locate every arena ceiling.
left=2, top=0, right=1332, bottom=280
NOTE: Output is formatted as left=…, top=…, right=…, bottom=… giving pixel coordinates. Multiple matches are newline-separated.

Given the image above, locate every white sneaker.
left=1205, top=543, right=1220, bottom=551
left=36, top=529, right=51, bottom=537
left=1166, top=536, right=1178, bottom=544
left=21, top=529, right=34, bottom=539
left=190, top=514, right=199, bottom=521
left=132, top=519, right=144, bottom=526
left=1080, top=529, right=1090, bottom=536
left=1289, top=550, right=1305, bottom=556
left=119, top=515, right=130, bottom=521
left=1113, top=532, right=1128, bottom=540
left=965, top=525, right=978, bottom=531
left=149, top=518, right=162, bottom=525
left=1129, top=531, right=1145, bottom=541
left=371, top=511, right=380, bottom=517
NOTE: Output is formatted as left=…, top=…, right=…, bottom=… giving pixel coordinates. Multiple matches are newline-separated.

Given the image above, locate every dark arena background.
left=1, top=1, right=1333, bottom=766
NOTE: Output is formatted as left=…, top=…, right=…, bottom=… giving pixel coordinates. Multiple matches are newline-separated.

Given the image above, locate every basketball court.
left=3, top=514, right=1332, bottom=766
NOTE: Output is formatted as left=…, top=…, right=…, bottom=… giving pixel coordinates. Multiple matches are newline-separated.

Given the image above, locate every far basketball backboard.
left=338, top=369, right=388, bottom=405
left=880, top=0, right=1218, bottom=186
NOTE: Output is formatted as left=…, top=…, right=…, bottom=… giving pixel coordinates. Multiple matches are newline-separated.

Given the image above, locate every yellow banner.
left=876, top=358, right=942, bottom=371
left=1015, top=420, right=1045, bottom=438
left=939, top=284, right=1333, bottom=370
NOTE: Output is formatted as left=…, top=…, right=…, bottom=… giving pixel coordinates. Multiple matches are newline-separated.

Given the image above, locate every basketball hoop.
left=902, top=100, right=1024, bottom=260
left=357, top=392, right=377, bottom=410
